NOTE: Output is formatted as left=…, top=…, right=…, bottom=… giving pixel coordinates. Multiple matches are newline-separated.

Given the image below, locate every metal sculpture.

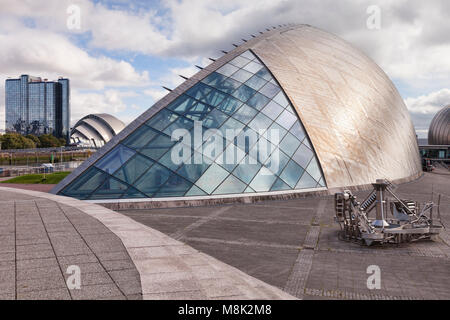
left=335, top=179, right=444, bottom=246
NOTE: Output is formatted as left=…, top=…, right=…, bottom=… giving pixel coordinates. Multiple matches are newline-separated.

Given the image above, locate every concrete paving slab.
left=120, top=171, right=450, bottom=300
left=0, top=186, right=296, bottom=300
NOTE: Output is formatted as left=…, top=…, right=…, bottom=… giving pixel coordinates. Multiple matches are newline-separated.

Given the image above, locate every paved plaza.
left=122, top=170, right=450, bottom=300
left=0, top=187, right=293, bottom=300
left=1, top=170, right=449, bottom=300
left=0, top=189, right=142, bottom=300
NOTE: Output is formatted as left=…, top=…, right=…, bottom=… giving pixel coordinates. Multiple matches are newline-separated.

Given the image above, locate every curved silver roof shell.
left=54, top=24, right=421, bottom=195
left=428, top=105, right=450, bottom=145
left=70, top=113, right=125, bottom=145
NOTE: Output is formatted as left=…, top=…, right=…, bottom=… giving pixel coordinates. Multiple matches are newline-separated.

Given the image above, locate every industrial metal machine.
left=335, top=179, right=444, bottom=246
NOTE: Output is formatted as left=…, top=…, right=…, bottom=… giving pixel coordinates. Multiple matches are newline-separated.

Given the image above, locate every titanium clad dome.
left=71, top=113, right=125, bottom=147
left=428, top=106, right=450, bottom=145
left=53, top=25, right=422, bottom=200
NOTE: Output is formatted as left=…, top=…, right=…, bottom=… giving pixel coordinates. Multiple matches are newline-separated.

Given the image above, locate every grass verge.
left=0, top=171, right=71, bottom=184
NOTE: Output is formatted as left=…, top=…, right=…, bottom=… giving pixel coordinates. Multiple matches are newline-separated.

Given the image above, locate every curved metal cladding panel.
left=248, top=26, right=422, bottom=188
left=73, top=124, right=104, bottom=142
left=82, top=118, right=114, bottom=141
left=428, top=106, right=450, bottom=145
left=94, top=113, right=126, bottom=134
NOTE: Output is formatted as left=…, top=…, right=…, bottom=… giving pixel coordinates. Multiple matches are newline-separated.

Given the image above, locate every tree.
left=26, top=134, right=41, bottom=147
left=38, top=134, right=64, bottom=148
left=58, top=138, right=67, bottom=147
left=0, top=133, right=36, bottom=149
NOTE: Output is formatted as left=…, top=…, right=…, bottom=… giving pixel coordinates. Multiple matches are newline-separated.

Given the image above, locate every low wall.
left=93, top=172, right=424, bottom=211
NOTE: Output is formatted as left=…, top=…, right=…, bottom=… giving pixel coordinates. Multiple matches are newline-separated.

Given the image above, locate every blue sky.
left=1, top=0, right=449, bottom=138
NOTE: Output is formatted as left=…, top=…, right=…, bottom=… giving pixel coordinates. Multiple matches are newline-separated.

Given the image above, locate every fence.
left=0, top=161, right=83, bottom=178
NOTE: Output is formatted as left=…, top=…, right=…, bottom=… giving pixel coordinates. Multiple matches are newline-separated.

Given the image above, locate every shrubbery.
left=0, top=133, right=66, bottom=150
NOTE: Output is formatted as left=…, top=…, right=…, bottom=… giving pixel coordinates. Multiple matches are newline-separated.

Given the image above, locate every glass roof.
left=60, top=50, right=326, bottom=200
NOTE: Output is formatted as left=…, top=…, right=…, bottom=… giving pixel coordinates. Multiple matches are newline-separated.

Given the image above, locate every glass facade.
left=60, top=50, right=326, bottom=200
left=5, top=75, right=70, bottom=140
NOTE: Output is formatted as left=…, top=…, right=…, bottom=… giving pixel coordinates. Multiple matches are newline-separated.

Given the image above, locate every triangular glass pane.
left=146, top=109, right=178, bottom=132
left=220, top=143, right=246, bottom=172
left=219, top=117, right=245, bottom=142
left=122, top=124, right=158, bottom=150
left=259, top=82, right=281, bottom=99
left=230, top=104, right=257, bottom=125
left=216, top=96, right=243, bottom=115
left=60, top=167, right=107, bottom=200
left=289, top=122, right=306, bottom=142
left=214, top=77, right=241, bottom=94
left=264, top=148, right=290, bottom=176
left=213, top=174, right=247, bottom=195
left=248, top=166, right=277, bottom=192
left=271, top=178, right=291, bottom=191
left=279, top=132, right=301, bottom=157
left=292, top=143, right=313, bottom=168
left=216, top=64, right=238, bottom=77
left=276, top=109, right=297, bottom=130
left=158, top=146, right=187, bottom=172
left=267, top=122, right=287, bottom=143
left=247, top=92, right=270, bottom=111
left=186, top=82, right=212, bottom=101
left=134, top=162, right=172, bottom=196
left=113, top=154, right=154, bottom=185
left=244, top=186, right=256, bottom=193
left=121, top=186, right=147, bottom=199
left=303, top=137, right=312, bottom=149
left=249, top=137, right=274, bottom=164
left=185, top=185, right=207, bottom=197
left=280, top=160, right=305, bottom=188
left=255, top=68, right=272, bottom=81
left=245, top=74, right=268, bottom=91
left=296, top=171, right=318, bottom=189
left=229, top=55, right=251, bottom=68
left=166, top=95, right=197, bottom=114
left=195, top=163, right=229, bottom=194
left=232, top=85, right=257, bottom=103
left=176, top=152, right=211, bottom=183
left=248, top=112, right=272, bottom=133
left=273, top=91, right=289, bottom=108
left=261, top=100, right=284, bottom=119
left=232, top=155, right=260, bottom=185
left=95, top=144, right=135, bottom=174
left=184, top=102, right=213, bottom=121
left=203, top=109, right=229, bottom=129
left=89, top=175, right=129, bottom=200
left=306, top=157, right=322, bottom=182
left=154, top=174, right=193, bottom=197
left=163, top=116, right=194, bottom=137
left=201, top=72, right=227, bottom=87
left=138, top=134, right=175, bottom=161
left=239, top=50, right=256, bottom=60
left=243, top=61, right=263, bottom=74
left=203, top=89, right=227, bottom=107
left=230, top=69, right=253, bottom=83
left=317, top=177, right=325, bottom=187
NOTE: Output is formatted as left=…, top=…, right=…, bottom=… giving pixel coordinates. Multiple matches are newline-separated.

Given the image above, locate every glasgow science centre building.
left=51, top=25, right=422, bottom=206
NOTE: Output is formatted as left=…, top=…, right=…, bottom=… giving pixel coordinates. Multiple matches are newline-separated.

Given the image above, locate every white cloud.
left=1, top=0, right=450, bottom=134
left=143, top=88, right=168, bottom=102
left=404, top=88, right=450, bottom=137
left=0, top=28, right=149, bottom=90
left=70, top=89, right=131, bottom=124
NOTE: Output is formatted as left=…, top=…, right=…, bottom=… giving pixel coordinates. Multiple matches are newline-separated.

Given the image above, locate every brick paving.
left=121, top=171, right=450, bottom=300
left=0, top=189, right=142, bottom=300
